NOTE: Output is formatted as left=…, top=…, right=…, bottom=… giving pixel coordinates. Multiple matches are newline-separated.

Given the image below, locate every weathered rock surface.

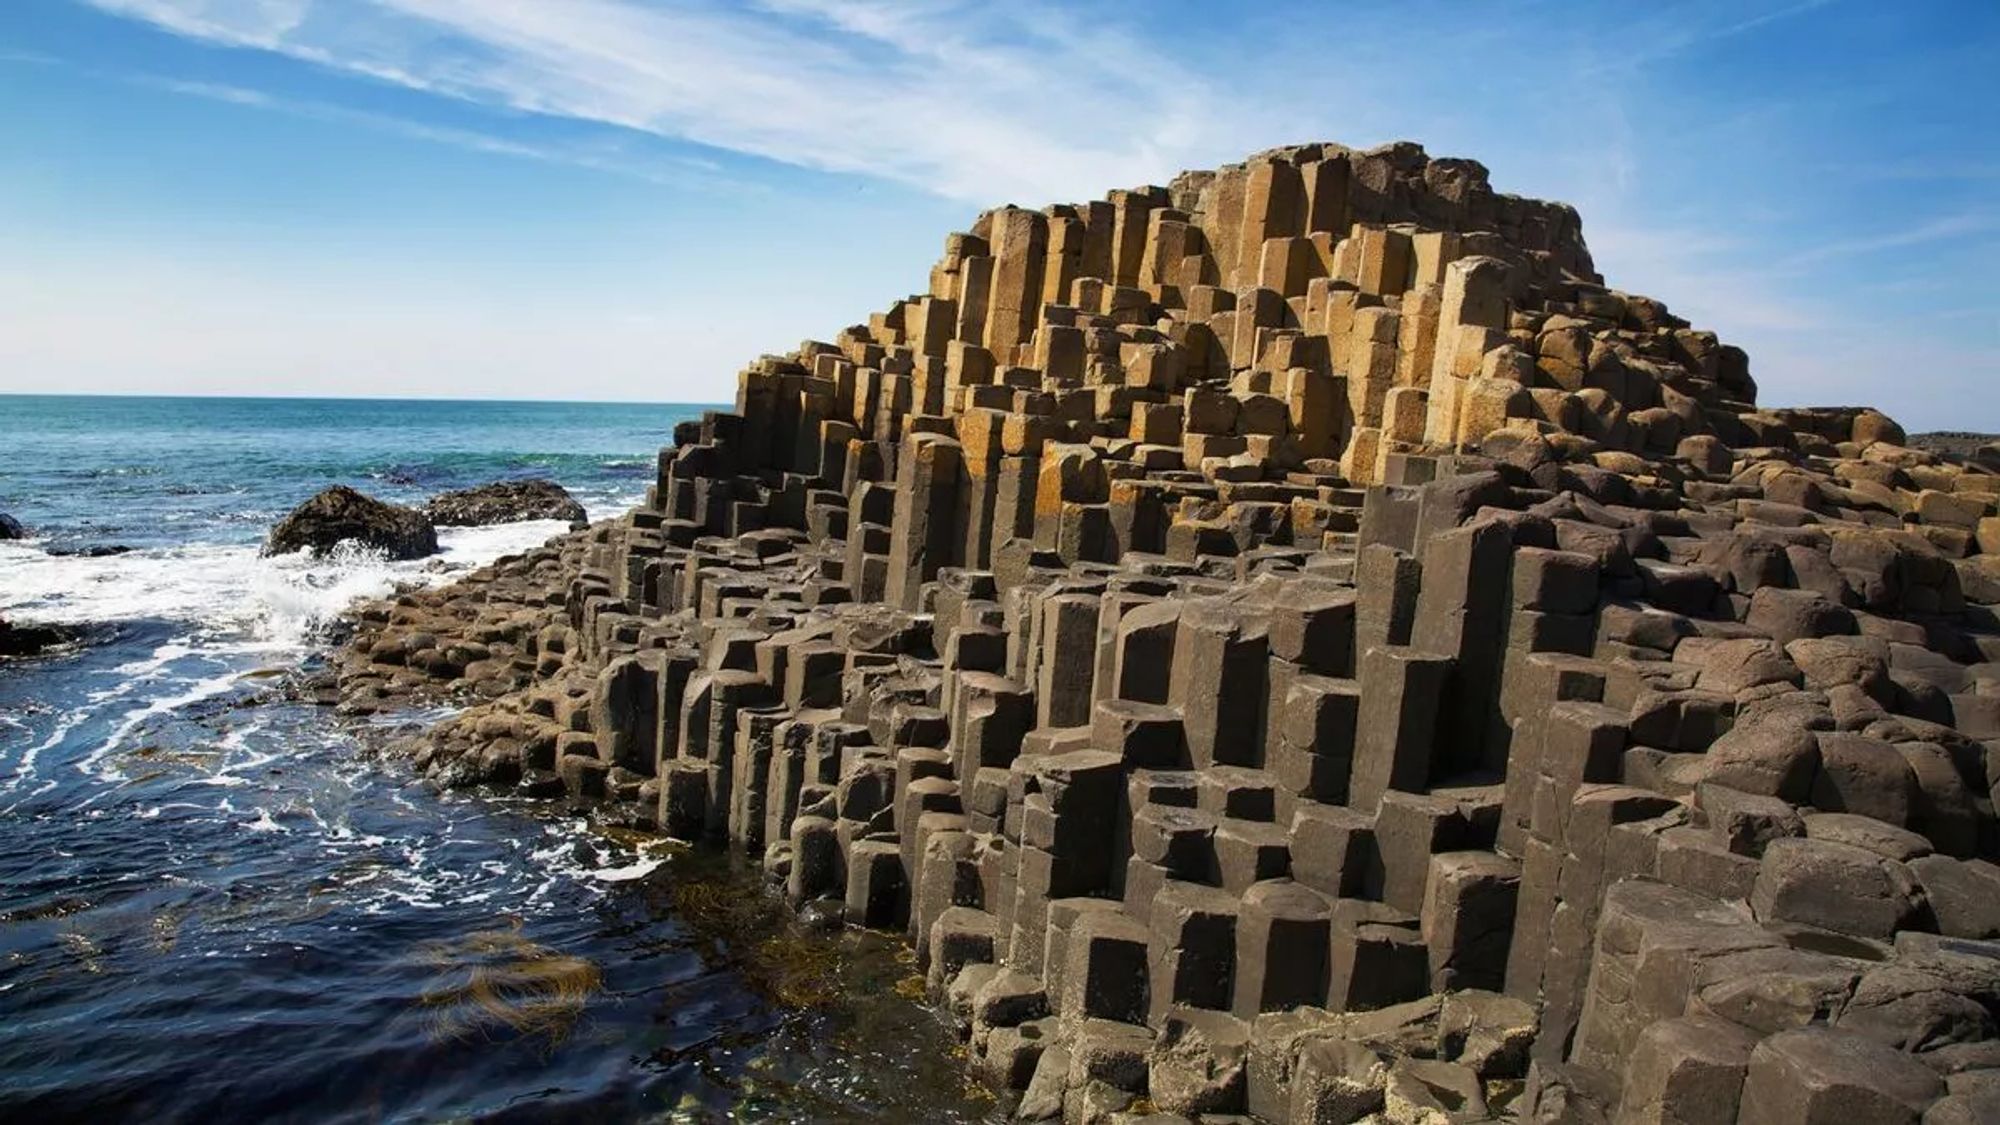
left=0, top=512, right=24, bottom=539
left=326, top=140, right=2000, bottom=1123
left=425, top=478, right=588, bottom=528
left=0, top=614, right=76, bottom=658
left=1908, top=432, right=2000, bottom=462
left=267, top=485, right=438, bottom=560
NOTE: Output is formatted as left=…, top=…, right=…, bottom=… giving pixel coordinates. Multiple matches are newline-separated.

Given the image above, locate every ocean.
left=0, top=396, right=985, bottom=1122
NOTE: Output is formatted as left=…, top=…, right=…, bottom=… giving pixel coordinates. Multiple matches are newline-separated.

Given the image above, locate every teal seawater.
left=0, top=395, right=985, bottom=1122
left=0, top=394, right=688, bottom=552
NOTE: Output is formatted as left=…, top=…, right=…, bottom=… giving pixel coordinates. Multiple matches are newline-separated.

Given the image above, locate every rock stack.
left=338, top=141, right=2000, bottom=1123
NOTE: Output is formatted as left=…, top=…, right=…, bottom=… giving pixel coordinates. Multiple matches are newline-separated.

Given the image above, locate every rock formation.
left=426, top=478, right=588, bottom=528
left=336, top=141, right=2000, bottom=1123
left=0, top=614, right=75, bottom=658
left=266, top=485, right=438, bottom=560
left=0, top=512, right=25, bottom=539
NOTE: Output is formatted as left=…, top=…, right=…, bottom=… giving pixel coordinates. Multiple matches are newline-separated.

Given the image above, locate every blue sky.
left=0, top=1, right=1994, bottom=428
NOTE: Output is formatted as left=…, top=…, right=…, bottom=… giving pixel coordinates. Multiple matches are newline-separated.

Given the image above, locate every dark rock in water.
left=266, top=485, right=438, bottom=560
left=0, top=615, right=76, bottom=658
left=425, top=479, right=588, bottom=529
left=48, top=544, right=132, bottom=558
left=0, top=513, right=24, bottom=540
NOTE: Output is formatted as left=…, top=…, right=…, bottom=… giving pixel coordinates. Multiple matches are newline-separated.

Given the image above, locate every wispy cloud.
left=81, top=0, right=1239, bottom=204
left=0, top=46, right=63, bottom=65
left=1775, top=211, right=1999, bottom=269
left=1577, top=0, right=1841, bottom=77
left=1843, top=160, right=2000, bottom=183
left=1708, top=0, right=1840, bottom=42
left=143, top=75, right=273, bottom=106
left=1586, top=218, right=1822, bottom=333
left=127, top=71, right=738, bottom=189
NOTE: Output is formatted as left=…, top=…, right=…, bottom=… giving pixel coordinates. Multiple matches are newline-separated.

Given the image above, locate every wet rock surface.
left=0, top=614, right=77, bottom=658
left=266, top=484, right=438, bottom=560
left=331, top=140, right=2000, bottom=1122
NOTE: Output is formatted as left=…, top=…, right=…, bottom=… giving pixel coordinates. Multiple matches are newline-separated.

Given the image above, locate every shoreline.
left=316, top=538, right=1006, bottom=1118
left=0, top=400, right=1012, bottom=1119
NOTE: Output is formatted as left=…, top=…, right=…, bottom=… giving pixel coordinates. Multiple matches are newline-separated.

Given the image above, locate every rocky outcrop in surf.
left=0, top=614, right=76, bottom=659
left=267, top=485, right=438, bottom=560
left=0, top=513, right=25, bottom=540
left=425, top=479, right=588, bottom=528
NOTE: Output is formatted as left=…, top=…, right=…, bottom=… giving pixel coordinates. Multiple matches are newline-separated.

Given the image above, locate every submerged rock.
left=425, top=478, right=588, bottom=528
left=266, top=485, right=438, bottom=560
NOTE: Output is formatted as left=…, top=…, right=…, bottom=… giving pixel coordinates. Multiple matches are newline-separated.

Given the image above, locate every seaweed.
left=414, top=918, right=603, bottom=1046
left=667, top=878, right=840, bottom=1010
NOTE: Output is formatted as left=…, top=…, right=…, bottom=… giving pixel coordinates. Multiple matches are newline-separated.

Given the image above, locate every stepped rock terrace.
left=336, top=141, right=2000, bottom=1124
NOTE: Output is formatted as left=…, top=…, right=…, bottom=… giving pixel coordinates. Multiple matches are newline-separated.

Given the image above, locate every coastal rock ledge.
left=335, top=139, right=2000, bottom=1124
left=267, top=485, right=437, bottom=560
left=0, top=614, right=76, bottom=658
left=426, top=478, right=588, bottom=528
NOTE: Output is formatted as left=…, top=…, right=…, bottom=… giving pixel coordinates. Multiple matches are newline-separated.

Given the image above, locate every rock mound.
left=425, top=479, right=587, bottom=528
left=0, top=513, right=24, bottom=540
left=266, top=485, right=438, bottom=560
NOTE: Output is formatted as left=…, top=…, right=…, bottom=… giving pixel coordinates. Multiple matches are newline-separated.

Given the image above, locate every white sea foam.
left=4, top=495, right=671, bottom=912
left=584, top=856, right=668, bottom=883
left=1, top=508, right=629, bottom=798
left=243, top=807, right=286, bottom=833
left=77, top=668, right=244, bottom=780
left=0, top=514, right=598, bottom=642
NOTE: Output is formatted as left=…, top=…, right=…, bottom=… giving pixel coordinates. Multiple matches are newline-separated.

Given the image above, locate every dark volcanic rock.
left=0, top=615, right=76, bottom=658
left=266, top=485, right=438, bottom=560
left=424, top=479, right=588, bottom=528
left=0, top=513, right=24, bottom=540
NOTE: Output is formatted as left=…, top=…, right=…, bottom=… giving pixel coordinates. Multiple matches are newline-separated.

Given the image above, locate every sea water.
left=0, top=396, right=988, bottom=1122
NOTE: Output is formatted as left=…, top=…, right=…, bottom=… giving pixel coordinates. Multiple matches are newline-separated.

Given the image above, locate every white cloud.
left=89, top=0, right=311, bottom=43
left=128, top=71, right=741, bottom=188
left=82, top=0, right=1241, bottom=204
left=51, top=0, right=1990, bottom=430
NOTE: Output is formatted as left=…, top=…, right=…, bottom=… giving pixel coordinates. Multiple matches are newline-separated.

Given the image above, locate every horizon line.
left=0, top=390, right=733, bottom=408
